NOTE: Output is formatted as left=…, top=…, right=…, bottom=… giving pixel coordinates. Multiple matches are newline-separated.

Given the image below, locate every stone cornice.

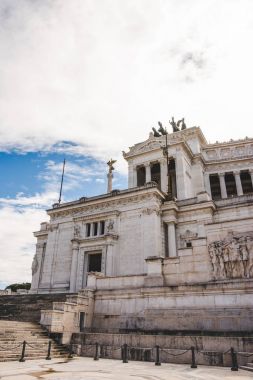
left=47, top=185, right=165, bottom=220
left=123, top=127, right=206, bottom=160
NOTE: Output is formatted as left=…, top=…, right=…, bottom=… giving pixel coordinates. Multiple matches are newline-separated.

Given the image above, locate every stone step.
left=239, top=365, right=253, bottom=372
left=0, top=321, right=69, bottom=362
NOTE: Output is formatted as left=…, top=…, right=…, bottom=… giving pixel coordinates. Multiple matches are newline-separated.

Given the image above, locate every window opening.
left=86, top=223, right=91, bottom=237
left=88, top=253, right=102, bottom=272
left=100, top=221, right=105, bottom=235
left=93, top=222, right=98, bottom=236
left=240, top=170, right=253, bottom=194
left=151, top=162, right=161, bottom=188
left=79, top=312, right=86, bottom=332
left=137, top=166, right=145, bottom=186
left=225, top=172, right=237, bottom=197
left=210, top=174, right=221, bottom=200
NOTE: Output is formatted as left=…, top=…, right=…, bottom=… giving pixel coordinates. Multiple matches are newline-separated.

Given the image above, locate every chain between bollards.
left=155, top=345, right=161, bottom=366
left=122, top=343, right=128, bottom=363
left=94, top=342, right=99, bottom=361
left=230, top=347, right=238, bottom=371
left=190, top=346, right=197, bottom=368
left=46, top=340, right=52, bottom=360
left=19, top=341, right=26, bottom=362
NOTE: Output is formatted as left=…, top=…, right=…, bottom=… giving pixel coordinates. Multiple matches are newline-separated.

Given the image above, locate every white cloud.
left=0, top=204, right=47, bottom=288
left=0, top=0, right=253, bottom=165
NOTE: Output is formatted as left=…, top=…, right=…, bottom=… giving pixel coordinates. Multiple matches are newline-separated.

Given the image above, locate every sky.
left=1, top=0, right=253, bottom=289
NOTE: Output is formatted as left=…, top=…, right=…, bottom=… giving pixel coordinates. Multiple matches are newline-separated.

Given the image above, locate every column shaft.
left=70, top=245, right=79, bottom=292
left=145, top=164, right=151, bottom=183
left=167, top=222, right=177, bottom=257
left=160, top=160, right=167, bottom=193
left=234, top=171, right=243, bottom=196
left=218, top=173, right=227, bottom=199
left=133, top=167, right=137, bottom=187
left=204, top=174, right=211, bottom=196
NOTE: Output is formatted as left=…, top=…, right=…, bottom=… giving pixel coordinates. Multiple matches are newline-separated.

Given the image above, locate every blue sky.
left=0, top=151, right=127, bottom=201
left=1, top=0, right=253, bottom=288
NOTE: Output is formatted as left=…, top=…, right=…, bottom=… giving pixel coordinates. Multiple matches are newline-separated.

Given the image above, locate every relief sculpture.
left=208, top=234, right=253, bottom=279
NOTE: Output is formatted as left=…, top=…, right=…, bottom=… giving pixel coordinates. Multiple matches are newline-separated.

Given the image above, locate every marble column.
left=234, top=170, right=243, bottom=196
left=133, top=166, right=137, bottom=187
left=145, top=163, right=151, bottom=183
left=167, top=222, right=177, bottom=257
left=107, top=172, right=113, bottom=193
left=70, top=240, right=79, bottom=292
left=218, top=172, right=227, bottom=199
left=204, top=174, right=211, bottom=196
left=160, top=159, right=167, bottom=193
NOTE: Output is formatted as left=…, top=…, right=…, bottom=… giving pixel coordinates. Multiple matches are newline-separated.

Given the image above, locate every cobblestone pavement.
left=0, top=357, right=252, bottom=380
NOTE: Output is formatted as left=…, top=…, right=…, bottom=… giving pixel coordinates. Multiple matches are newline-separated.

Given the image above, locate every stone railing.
left=215, top=193, right=253, bottom=207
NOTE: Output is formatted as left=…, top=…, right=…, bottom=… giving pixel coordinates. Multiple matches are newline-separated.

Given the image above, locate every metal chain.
left=0, top=343, right=23, bottom=351
left=160, top=348, right=190, bottom=356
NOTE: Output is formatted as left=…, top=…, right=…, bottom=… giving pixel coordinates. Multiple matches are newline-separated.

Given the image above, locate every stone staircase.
left=240, top=362, right=253, bottom=372
left=0, top=320, right=69, bottom=362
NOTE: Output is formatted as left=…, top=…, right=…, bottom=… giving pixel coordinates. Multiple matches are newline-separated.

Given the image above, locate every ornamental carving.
left=208, top=233, right=253, bottom=279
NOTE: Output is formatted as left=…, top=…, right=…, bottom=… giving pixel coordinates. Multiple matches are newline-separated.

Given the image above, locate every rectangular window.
left=225, top=172, right=237, bottom=197
left=86, top=223, right=91, bottom=237
left=93, top=222, right=98, bottom=236
left=210, top=174, right=221, bottom=200
left=88, top=253, right=102, bottom=272
left=79, top=312, right=86, bottom=332
left=240, top=170, right=253, bottom=194
left=100, top=221, right=105, bottom=235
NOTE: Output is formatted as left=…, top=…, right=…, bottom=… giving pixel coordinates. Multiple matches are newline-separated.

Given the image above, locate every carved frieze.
left=208, top=233, right=253, bottom=280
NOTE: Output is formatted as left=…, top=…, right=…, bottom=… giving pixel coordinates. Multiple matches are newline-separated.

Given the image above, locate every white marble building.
left=30, top=125, right=253, bottom=336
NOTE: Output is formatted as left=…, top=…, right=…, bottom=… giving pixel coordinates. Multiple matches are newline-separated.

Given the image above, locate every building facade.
left=30, top=126, right=253, bottom=338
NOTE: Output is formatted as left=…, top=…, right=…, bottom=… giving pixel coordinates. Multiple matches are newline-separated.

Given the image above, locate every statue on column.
left=107, top=159, right=117, bottom=193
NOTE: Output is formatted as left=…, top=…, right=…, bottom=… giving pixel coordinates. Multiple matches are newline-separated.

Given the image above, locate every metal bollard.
left=122, top=343, right=128, bottom=363
left=94, top=342, right=99, bottom=361
left=155, top=345, right=161, bottom=366
left=19, top=341, right=26, bottom=362
left=68, top=346, right=73, bottom=359
left=230, top=347, right=238, bottom=371
left=46, top=340, right=52, bottom=360
left=190, top=346, right=197, bottom=368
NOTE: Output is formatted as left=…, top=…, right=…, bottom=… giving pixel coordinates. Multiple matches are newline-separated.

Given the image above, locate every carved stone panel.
left=208, top=232, right=253, bottom=280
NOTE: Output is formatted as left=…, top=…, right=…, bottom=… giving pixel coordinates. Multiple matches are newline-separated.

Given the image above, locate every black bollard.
left=190, top=346, right=197, bottom=368
left=123, top=343, right=128, bottom=363
left=46, top=340, right=52, bottom=360
left=94, top=342, right=99, bottom=361
left=19, top=341, right=26, bottom=362
left=68, top=346, right=73, bottom=359
left=230, top=347, right=238, bottom=371
left=155, top=345, right=161, bottom=366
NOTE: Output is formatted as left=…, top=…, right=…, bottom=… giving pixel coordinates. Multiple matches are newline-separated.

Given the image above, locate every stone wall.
left=0, top=293, right=70, bottom=322
left=91, top=279, right=253, bottom=333
left=71, top=331, right=253, bottom=366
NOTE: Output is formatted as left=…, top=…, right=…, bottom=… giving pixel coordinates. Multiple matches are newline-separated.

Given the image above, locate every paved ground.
left=0, top=357, right=252, bottom=380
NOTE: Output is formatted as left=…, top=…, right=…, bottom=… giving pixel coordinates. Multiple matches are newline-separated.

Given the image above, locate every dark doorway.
left=88, top=253, right=102, bottom=272
left=80, top=312, right=85, bottom=332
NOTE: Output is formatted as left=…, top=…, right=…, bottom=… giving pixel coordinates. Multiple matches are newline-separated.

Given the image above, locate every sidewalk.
left=0, top=357, right=252, bottom=380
